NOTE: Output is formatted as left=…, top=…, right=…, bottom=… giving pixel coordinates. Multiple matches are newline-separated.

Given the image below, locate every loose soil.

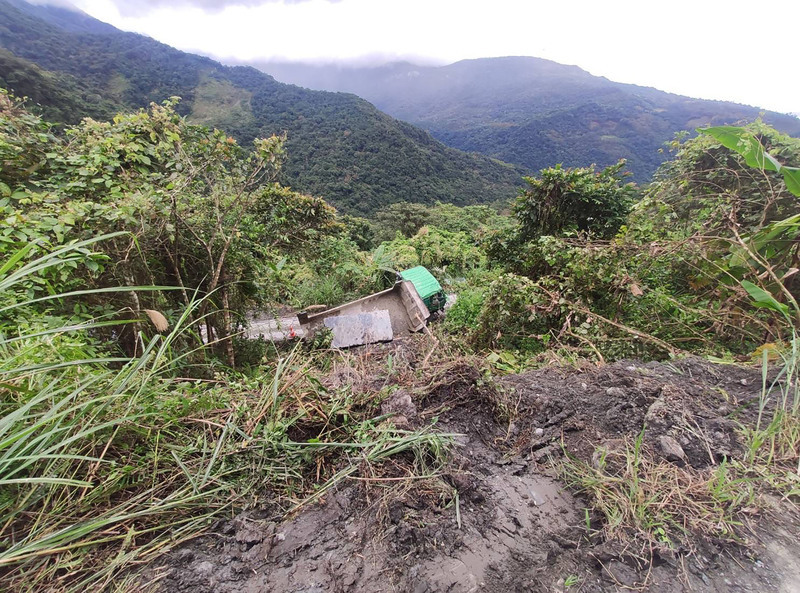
left=141, top=354, right=800, bottom=592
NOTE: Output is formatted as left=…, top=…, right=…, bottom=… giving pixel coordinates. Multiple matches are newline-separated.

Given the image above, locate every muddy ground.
left=141, top=353, right=800, bottom=592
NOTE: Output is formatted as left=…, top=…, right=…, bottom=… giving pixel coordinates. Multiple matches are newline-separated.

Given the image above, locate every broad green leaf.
left=741, top=280, right=790, bottom=316
left=699, top=127, right=778, bottom=172
left=744, top=214, right=800, bottom=251
left=0, top=241, right=37, bottom=278
left=727, top=246, right=749, bottom=269
left=782, top=166, right=800, bottom=197
left=763, top=151, right=782, bottom=171
left=701, top=127, right=800, bottom=197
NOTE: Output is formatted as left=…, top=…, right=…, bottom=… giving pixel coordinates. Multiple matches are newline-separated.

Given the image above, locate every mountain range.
left=257, top=58, right=800, bottom=183
left=3, top=0, right=799, bottom=211
left=0, top=0, right=522, bottom=215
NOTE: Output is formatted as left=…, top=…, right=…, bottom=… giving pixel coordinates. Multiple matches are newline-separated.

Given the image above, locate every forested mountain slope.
left=0, top=0, right=522, bottom=214
left=259, top=57, right=800, bottom=182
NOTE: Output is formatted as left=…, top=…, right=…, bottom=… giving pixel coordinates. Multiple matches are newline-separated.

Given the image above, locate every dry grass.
left=0, top=239, right=455, bottom=593
left=558, top=432, right=758, bottom=555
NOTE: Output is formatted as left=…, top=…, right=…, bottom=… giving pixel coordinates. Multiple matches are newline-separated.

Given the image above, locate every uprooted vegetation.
left=141, top=349, right=800, bottom=592
left=454, top=124, right=800, bottom=362
left=1, top=87, right=800, bottom=592
left=0, top=251, right=452, bottom=591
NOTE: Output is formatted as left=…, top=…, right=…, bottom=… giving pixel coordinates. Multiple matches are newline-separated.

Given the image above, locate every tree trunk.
left=205, top=317, right=215, bottom=346
left=220, top=281, right=236, bottom=368
left=123, top=267, right=142, bottom=357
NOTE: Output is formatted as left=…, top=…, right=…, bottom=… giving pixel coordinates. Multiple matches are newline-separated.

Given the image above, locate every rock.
left=174, top=548, right=195, bottom=563
left=413, top=581, right=429, bottom=593
left=534, top=427, right=544, bottom=437
left=192, top=560, right=215, bottom=576
left=531, top=443, right=558, bottom=464
left=389, top=502, right=405, bottom=524
left=388, top=414, right=411, bottom=430
left=605, top=387, right=625, bottom=397
left=604, top=560, right=639, bottom=587
left=591, top=439, right=624, bottom=469
left=659, top=435, right=687, bottom=465
left=645, top=396, right=669, bottom=422
left=232, top=517, right=273, bottom=544
left=381, top=389, right=417, bottom=420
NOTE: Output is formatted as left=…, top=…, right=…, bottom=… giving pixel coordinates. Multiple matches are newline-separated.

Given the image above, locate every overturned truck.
left=298, top=266, right=446, bottom=348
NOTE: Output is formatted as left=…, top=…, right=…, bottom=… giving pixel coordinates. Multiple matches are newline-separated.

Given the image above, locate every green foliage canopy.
left=628, top=122, right=800, bottom=242
left=514, top=159, right=637, bottom=241
left=0, top=91, right=339, bottom=362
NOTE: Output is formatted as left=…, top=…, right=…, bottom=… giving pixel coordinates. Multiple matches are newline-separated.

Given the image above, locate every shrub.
left=444, top=287, right=485, bottom=333
left=470, top=273, right=564, bottom=352
left=515, top=159, right=637, bottom=241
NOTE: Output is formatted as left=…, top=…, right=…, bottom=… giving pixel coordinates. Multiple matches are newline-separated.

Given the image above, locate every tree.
left=0, top=93, right=340, bottom=365
left=514, top=160, right=636, bottom=241
left=374, top=201, right=431, bottom=241
left=629, top=122, right=800, bottom=242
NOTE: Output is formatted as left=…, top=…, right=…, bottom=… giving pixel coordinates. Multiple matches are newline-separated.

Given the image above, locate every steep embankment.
left=143, top=344, right=800, bottom=593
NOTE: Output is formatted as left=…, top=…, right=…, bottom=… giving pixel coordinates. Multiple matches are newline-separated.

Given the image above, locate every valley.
left=1, top=1, right=799, bottom=592
left=258, top=57, right=800, bottom=183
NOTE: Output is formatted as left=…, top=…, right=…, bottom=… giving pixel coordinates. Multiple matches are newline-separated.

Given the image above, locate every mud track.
left=143, top=358, right=800, bottom=592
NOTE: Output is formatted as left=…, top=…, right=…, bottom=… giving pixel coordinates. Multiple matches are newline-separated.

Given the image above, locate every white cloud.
left=101, top=0, right=340, bottom=17
left=68, top=0, right=800, bottom=114
left=26, top=0, right=82, bottom=8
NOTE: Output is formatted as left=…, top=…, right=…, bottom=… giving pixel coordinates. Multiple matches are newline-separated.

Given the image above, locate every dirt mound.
left=142, top=358, right=800, bottom=592
left=500, top=358, right=754, bottom=469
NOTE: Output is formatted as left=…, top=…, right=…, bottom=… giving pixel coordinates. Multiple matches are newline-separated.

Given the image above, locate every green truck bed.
left=399, top=266, right=446, bottom=313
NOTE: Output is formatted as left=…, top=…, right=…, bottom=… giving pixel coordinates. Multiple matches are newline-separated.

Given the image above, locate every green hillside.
left=0, top=0, right=522, bottom=214
left=259, top=57, right=800, bottom=183
left=0, top=48, right=120, bottom=123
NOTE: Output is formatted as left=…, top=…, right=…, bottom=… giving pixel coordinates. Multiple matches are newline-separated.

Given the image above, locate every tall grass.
left=558, top=431, right=755, bottom=552
left=740, top=336, right=800, bottom=489
left=0, top=238, right=223, bottom=590
left=0, top=238, right=451, bottom=592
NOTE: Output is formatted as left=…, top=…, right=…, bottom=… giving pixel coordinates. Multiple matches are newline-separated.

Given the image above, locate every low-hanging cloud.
left=105, top=0, right=341, bottom=17
left=26, top=0, right=83, bottom=9
left=43, top=0, right=800, bottom=115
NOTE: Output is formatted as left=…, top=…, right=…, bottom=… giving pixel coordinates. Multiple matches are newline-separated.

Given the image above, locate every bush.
left=627, top=122, right=800, bottom=242
left=470, top=273, right=564, bottom=352
left=444, top=287, right=485, bottom=333
left=515, top=159, right=637, bottom=241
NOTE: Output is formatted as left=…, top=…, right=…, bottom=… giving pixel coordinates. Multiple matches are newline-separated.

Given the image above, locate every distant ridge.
left=0, top=0, right=523, bottom=214
left=256, top=57, right=800, bottom=183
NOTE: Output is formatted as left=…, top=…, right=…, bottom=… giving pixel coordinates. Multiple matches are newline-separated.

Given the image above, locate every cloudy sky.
left=62, top=0, right=799, bottom=115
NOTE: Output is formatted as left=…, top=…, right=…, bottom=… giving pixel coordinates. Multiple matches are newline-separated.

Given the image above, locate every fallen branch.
left=570, top=303, right=681, bottom=357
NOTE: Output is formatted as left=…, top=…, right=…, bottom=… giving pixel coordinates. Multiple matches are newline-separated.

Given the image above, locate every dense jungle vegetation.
left=0, top=0, right=522, bottom=215
left=1, top=69, right=800, bottom=590
left=259, top=56, right=800, bottom=184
